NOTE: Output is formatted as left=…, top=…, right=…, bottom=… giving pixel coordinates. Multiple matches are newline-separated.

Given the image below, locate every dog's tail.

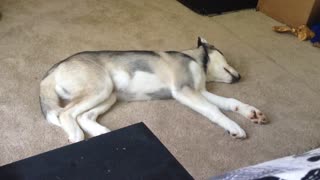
left=39, top=75, right=62, bottom=127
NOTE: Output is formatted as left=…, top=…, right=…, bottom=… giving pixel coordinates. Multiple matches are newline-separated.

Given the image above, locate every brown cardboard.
left=258, top=0, right=320, bottom=27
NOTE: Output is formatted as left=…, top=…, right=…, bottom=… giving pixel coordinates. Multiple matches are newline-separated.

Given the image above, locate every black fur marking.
left=73, top=50, right=160, bottom=57
left=147, top=88, right=172, bottom=100
left=201, top=45, right=210, bottom=74
left=127, top=51, right=160, bottom=57
left=196, top=38, right=212, bottom=73
left=200, top=43, right=224, bottom=73
left=307, top=155, right=320, bottom=162
left=214, top=47, right=224, bottom=55
left=197, top=37, right=203, bottom=47
left=302, top=168, right=320, bottom=180
left=166, top=51, right=196, bottom=62
left=254, top=176, right=280, bottom=180
left=108, top=50, right=160, bottom=58
left=207, top=44, right=224, bottom=55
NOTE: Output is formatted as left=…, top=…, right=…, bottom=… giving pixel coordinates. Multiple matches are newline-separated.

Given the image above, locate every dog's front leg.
left=201, top=91, right=268, bottom=124
left=172, top=87, right=246, bottom=138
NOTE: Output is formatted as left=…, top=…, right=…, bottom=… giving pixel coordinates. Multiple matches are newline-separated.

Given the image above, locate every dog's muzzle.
left=231, top=74, right=241, bottom=83
left=224, top=67, right=241, bottom=83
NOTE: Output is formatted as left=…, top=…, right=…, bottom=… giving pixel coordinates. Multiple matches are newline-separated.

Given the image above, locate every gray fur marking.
left=116, top=91, right=137, bottom=101
left=166, top=52, right=195, bottom=89
left=178, top=74, right=194, bottom=90
left=61, top=87, right=71, bottom=96
left=86, top=112, right=95, bottom=119
left=42, top=51, right=160, bottom=81
left=179, top=64, right=194, bottom=89
left=128, top=60, right=153, bottom=74
left=147, top=88, right=172, bottom=100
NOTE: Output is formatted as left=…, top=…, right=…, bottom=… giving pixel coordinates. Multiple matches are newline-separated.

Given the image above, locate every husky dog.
left=40, top=37, right=267, bottom=143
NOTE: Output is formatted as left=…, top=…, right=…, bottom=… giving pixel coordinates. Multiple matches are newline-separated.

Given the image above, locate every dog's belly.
left=112, top=71, right=172, bottom=101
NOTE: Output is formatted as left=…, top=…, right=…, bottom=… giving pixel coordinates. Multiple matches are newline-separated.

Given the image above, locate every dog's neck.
left=181, top=46, right=209, bottom=73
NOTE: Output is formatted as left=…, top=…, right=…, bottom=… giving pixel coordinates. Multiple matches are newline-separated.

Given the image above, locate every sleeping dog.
left=40, top=37, right=267, bottom=142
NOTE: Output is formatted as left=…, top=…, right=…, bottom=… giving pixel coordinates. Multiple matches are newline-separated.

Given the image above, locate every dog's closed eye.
left=223, top=67, right=231, bottom=74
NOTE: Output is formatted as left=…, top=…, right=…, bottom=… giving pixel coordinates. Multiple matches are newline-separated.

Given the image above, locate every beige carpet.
left=1, top=0, right=320, bottom=179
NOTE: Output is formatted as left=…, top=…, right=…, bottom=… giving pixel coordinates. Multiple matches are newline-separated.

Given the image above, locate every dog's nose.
left=231, top=74, right=241, bottom=83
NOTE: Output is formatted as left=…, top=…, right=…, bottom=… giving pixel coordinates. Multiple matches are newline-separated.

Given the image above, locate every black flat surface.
left=178, top=0, right=258, bottom=15
left=0, top=123, right=193, bottom=180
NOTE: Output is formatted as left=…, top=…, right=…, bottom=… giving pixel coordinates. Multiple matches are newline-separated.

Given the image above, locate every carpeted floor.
left=1, top=0, right=320, bottom=179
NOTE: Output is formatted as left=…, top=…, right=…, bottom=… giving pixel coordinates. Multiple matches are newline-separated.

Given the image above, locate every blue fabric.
left=210, top=148, right=320, bottom=180
left=311, top=24, right=320, bottom=43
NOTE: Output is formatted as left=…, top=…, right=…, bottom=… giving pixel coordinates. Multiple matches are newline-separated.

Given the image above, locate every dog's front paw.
left=225, top=122, right=247, bottom=139
left=237, top=104, right=268, bottom=124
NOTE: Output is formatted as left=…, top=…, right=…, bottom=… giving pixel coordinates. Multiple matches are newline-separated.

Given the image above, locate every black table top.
left=0, top=122, right=193, bottom=180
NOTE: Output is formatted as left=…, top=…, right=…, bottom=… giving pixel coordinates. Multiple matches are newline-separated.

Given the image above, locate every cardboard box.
left=257, top=0, right=320, bottom=27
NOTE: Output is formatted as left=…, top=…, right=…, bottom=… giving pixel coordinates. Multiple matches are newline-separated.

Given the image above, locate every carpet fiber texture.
left=1, top=0, right=320, bottom=179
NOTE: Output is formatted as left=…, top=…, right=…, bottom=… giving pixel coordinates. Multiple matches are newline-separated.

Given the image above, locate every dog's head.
left=198, top=37, right=241, bottom=83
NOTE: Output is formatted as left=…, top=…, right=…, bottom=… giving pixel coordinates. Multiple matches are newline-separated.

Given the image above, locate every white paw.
left=225, top=122, right=247, bottom=139
left=68, top=129, right=85, bottom=143
left=235, top=104, right=268, bottom=124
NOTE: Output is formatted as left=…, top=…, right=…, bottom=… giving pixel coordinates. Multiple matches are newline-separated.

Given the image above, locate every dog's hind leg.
left=201, top=91, right=268, bottom=124
left=172, top=87, right=246, bottom=138
left=59, top=89, right=112, bottom=143
left=77, top=93, right=117, bottom=137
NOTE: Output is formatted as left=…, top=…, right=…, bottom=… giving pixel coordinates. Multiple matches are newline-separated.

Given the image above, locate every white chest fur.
left=111, top=70, right=168, bottom=101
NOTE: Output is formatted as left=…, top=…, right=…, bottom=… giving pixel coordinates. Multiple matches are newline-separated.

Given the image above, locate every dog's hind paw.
left=238, top=105, right=268, bottom=124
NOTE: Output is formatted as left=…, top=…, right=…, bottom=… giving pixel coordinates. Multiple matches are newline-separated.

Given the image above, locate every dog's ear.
left=197, top=37, right=208, bottom=47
